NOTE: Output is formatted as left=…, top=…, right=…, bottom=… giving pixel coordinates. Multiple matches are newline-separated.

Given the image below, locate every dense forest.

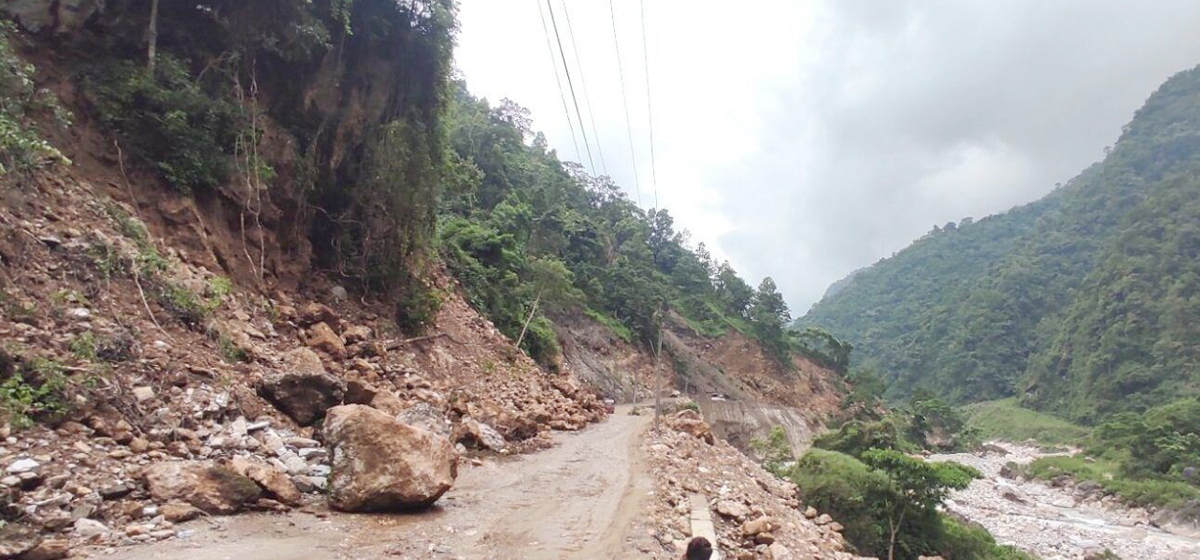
left=801, top=64, right=1200, bottom=424
left=436, top=85, right=801, bottom=366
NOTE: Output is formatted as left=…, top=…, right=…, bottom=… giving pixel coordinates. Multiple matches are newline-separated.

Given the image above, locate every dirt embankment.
left=0, top=159, right=607, bottom=556
left=662, top=322, right=844, bottom=454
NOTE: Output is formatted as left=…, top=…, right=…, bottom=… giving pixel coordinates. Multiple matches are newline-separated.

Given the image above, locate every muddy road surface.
left=90, top=408, right=653, bottom=560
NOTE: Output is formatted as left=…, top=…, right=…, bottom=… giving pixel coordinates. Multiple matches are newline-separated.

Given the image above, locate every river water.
left=928, top=443, right=1200, bottom=560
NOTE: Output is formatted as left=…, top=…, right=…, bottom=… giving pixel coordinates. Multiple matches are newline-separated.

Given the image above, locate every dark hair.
left=685, top=537, right=713, bottom=560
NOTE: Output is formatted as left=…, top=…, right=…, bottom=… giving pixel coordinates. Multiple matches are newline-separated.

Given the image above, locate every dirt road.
left=91, top=408, right=653, bottom=560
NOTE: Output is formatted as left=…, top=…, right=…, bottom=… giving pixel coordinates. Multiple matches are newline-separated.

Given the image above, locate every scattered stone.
left=342, top=325, right=371, bottom=344
left=305, top=322, right=346, bottom=358
left=455, top=417, right=506, bottom=451
left=132, top=386, right=156, bottom=402
left=7, top=458, right=39, bottom=474
left=716, top=500, right=751, bottom=520
left=226, top=455, right=302, bottom=507
left=323, top=404, right=458, bottom=511
left=143, top=461, right=262, bottom=514
left=257, top=348, right=346, bottom=426
left=73, top=518, right=109, bottom=538
left=18, top=538, right=70, bottom=560
left=741, top=516, right=777, bottom=537
left=99, top=483, right=134, bottom=500
left=298, top=302, right=338, bottom=327
left=396, top=402, right=453, bottom=438
left=160, top=501, right=202, bottom=523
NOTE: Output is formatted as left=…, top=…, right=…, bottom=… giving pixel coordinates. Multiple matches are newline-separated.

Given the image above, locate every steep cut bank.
left=801, top=63, right=1200, bottom=422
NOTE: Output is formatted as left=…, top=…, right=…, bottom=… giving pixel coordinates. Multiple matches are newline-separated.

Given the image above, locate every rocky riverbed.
left=929, top=443, right=1200, bottom=560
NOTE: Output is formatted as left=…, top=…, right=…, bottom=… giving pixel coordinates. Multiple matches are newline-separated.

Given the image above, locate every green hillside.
left=801, top=64, right=1200, bottom=422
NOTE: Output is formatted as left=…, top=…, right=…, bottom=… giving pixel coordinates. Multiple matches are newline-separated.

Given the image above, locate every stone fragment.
left=305, top=322, right=345, bottom=358
left=132, top=386, right=156, bottom=402
left=73, top=518, right=109, bottom=538
left=716, top=499, right=751, bottom=520
left=257, top=348, right=345, bottom=425
left=226, top=455, right=302, bottom=507
left=17, top=538, right=69, bottom=560
left=142, top=461, right=262, bottom=515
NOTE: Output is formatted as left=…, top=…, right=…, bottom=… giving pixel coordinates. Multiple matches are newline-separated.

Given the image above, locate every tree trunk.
left=515, top=289, right=542, bottom=349
left=147, top=0, right=160, bottom=72
left=887, top=508, right=906, bottom=560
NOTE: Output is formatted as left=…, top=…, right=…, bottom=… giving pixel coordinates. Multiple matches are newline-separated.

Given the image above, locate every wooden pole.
left=653, top=309, right=663, bottom=431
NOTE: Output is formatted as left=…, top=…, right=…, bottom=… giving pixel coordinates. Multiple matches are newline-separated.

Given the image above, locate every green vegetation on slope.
left=961, top=399, right=1091, bottom=446
left=780, top=438, right=1027, bottom=560
left=437, top=88, right=796, bottom=366
left=1026, top=454, right=1200, bottom=510
left=801, top=64, right=1200, bottom=423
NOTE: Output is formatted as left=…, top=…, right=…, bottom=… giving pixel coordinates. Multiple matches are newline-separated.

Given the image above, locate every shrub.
left=520, top=315, right=561, bottom=369
left=0, top=21, right=69, bottom=175
left=749, top=426, right=794, bottom=475
left=1, top=356, right=69, bottom=429
left=88, top=57, right=242, bottom=193
left=788, top=449, right=893, bottom=556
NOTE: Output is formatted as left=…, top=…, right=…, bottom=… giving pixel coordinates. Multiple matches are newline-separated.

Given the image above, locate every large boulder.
left=323, top=405, right=458, bottom=511
left=258, top=348, right=345, bottom=425
left=142, top=461, right=262, bottom=514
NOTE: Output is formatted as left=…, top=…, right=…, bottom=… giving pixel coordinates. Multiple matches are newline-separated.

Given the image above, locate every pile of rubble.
left=638, top=409, right=869, bottom=560
left=1, top=198, right=608, bottom=560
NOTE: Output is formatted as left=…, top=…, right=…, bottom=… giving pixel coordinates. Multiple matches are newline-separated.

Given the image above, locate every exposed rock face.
left=142, top=461, right=262, bottom=515
left=322, top=405, right=458, bottom=511
left=257, top=348, right=345, bottom=425
left=1, top=0, right=104, bottom=34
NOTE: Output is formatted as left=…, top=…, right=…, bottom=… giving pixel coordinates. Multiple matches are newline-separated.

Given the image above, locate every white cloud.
left=455, top=0, right=1200, bottom=312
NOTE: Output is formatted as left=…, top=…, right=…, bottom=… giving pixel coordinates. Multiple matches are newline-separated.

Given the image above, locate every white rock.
left=74, top=517, right=110, bottom=537
left=66, top=307, right=91, bottom=320
left=7, top=458, right=39, bottom=474
left=132, top=386, right=156, bottom=402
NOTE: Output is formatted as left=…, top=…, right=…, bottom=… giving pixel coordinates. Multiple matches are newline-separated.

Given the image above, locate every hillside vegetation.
left=801, top=64, right=1200, bottom=424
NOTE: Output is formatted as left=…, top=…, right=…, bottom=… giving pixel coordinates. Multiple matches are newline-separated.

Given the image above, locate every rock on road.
left=91, top=408, right=653, bottom=560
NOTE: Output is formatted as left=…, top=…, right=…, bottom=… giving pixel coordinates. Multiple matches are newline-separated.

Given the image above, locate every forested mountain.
left=801, top=64, right=1200, bottom=422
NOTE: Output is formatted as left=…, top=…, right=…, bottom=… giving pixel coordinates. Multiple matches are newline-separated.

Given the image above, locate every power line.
left=535, top=0, right=582, bottom=163
left=639, top=0, right=659, bottom=209
left=608, top=0, right=642, bottom=205
left=545, top=0, right=598, bottom=175
left=560, top=0, right=607, bottom=177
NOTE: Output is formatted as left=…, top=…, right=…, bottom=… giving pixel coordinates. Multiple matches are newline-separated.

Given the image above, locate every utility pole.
left=653, top=308, right=663, bottom=431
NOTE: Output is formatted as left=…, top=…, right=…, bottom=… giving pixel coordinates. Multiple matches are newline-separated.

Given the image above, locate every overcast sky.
left=455, top=0, right=1200, bottom=313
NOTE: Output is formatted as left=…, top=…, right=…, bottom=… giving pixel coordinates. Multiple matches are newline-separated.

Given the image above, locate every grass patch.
left=962, top=398, right=1091, bottom=446
left=69, top=332, right=97, bottom=361
left=1028, top=454, right=1200, bottom=509
left=1, top=356, right=69, bottom=429
left=583, top=307, right=633, bottom=343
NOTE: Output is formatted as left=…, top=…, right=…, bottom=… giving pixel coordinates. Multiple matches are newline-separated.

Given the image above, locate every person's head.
left=684, top=536, right=713, bottom=560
